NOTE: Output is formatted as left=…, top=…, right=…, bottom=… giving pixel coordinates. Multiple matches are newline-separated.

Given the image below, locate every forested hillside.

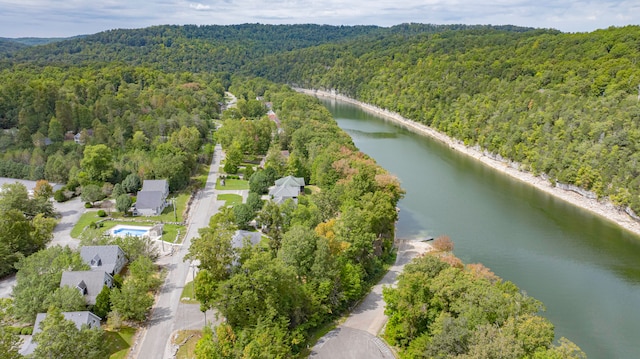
left=0, top=64, right=222, bottom=187
left=248, top=25, right=640, bottom=213
left=0, top=24, right=383, bottom=72
left=8, top=24, right=638, bottom=214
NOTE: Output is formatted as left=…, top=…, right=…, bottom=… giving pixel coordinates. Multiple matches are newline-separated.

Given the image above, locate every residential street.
left=309, top=240, right=431, bottom=359
left=134, top=144, right=224, bottom=359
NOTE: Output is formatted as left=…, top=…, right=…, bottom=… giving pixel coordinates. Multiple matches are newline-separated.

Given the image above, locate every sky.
left=0, top=0, right=638, bottom=38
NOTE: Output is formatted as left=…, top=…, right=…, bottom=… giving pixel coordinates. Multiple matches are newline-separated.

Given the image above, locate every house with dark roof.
left=268, top=175, right=305, bottom=204
left=60, top=270, right=114, bottom=305
left=20, top=311, right=101, bottom=356
left=133, top=179, right=169, bottom=216
left=80, top=245, right=127, bottom=275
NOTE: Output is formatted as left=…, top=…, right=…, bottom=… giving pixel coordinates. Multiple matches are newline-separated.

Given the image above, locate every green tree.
left=33, top=179, right=54, bottom=199
left=246, top=192, right=263, bottom=212
left=248, top=170, right=271, bottom=194
left=170, top=126, right=202, bottom=153
left=80, top=144, right=113, bottom=182
left=278, top=225, right=319, bottom=279
left=32, top=306, right=107, bottom=359
left=112, top=183, right=125, bottom=198
left=233, top=203, right=254, bottom=230
left=0, top=299, right=20, bottom=359
left=116, top=194, right=132, bottom=213
left=128, top=256, right=161, bottom=291
left=223, top=141, right=243, bottom=174
left=93, top=285, right=112, bottom=319
left=110, top=280, right=154, bottom=322
left=47, top=117, right=64, bottom=143
left=186, top=222, right=235, bottom=280
left=0, top=210, right=56, bottom=277
left=12, top=246, right=88, bottom=321
left=44, top=286, right=87, bottom=312
left=80, top=184, right=105, bottom=205
left=121, top=173, right=142, bottom=193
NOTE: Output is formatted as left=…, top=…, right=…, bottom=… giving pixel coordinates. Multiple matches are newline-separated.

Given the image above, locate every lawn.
left=217, top=193, right=243, bottom=207
left=71, top=212, right=186, bottom=243
left=105, top=326, right=136, bottom=359
left=215, top=178, right=249, bottom=190
left=162, top=223, right=186, bottom=244
left=70, top=211, right=106, bottom=238
left=151, top=192, right=190, bottom=222
left=180, top=280, right=199, bottom=304
left=174, top=330, right=203, bottom=359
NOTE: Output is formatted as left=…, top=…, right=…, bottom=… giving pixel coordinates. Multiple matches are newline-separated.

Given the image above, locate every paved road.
left=309, top=240, right=431, bottom=359
left=135, top=144, right=224, bottom=359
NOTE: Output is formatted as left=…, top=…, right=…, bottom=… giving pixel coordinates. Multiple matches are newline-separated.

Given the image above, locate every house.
left=80, top=245, right=128, bottom=275
left=73, top=129, right=93, bottom=144
left=231, top=230, right=262, bottom=249
left=134, top=179, right=169, bottom=216
left=60, top=270, right=114, bottom=305
left=20, top=311, right=101, bottom=356
left=268, top=175, right=305, bottom=204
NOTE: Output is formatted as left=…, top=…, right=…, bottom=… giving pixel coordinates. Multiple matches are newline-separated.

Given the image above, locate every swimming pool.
left=109, top=225, right=151, bottom=238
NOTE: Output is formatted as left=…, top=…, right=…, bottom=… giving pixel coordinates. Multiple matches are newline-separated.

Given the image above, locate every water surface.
left=322, top=98, right=640, bottom=359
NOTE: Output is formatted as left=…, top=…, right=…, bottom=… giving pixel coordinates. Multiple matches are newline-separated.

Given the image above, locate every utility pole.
left=173, top=198, right=177, bottom=222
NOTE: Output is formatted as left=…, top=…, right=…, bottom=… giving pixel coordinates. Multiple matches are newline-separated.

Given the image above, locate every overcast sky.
left=0, top=0, right=638, bottom=38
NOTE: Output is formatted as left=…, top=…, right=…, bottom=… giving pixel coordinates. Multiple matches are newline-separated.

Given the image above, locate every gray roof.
left=141, top=179, right=168, bottom=193
left=231, top=230, right=262, bottom=249
left=33, top=311, right=101, bottom=335
left=80, top=245, right=126, bottom=274
left=274, top=175, right=305, bottom=187
left=135, top=191, right=165, bottom=210
left=60, top=271, right=113, bottom=305
left=268, top=185, right=300, bottom=199
left=21, top=311, right=101, bottom=355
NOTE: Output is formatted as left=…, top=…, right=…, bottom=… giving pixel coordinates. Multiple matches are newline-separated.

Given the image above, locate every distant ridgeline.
left=2, top=24, right=640, bottom=214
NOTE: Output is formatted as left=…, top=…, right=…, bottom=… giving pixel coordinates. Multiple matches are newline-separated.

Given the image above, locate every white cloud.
left=189, top=2, right=212, bottom=11
left=0, top=0, right=638, bottom=37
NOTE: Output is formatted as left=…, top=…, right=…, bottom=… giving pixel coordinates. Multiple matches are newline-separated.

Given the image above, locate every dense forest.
left=249, top=25, right=640, bottom=213
left=3, top=24, right=640, bottom=214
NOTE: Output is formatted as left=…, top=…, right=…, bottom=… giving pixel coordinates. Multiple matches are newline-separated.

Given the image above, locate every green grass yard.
left=217, top=193, right=243, bottom=206
left=105, top=326, right=136, bottom=359
left=215, top=178, right=249, bottom=190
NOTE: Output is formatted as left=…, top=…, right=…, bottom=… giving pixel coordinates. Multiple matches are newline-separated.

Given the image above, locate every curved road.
left=310, top=240, right=430, bottom=359
left=134, top=144, right=224, bottom=359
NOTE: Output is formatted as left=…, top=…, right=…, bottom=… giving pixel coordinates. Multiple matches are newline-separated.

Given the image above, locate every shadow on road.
left=148, top=306, right=173, bottom=325
left=57, top=209, right=78, bottom=217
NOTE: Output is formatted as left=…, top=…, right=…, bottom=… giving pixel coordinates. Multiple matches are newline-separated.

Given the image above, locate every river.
left=321, top=98, right=640, bottom=359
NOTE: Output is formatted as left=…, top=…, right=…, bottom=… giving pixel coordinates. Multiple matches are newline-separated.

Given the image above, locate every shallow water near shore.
left=322, top=98, right=640, bottom=359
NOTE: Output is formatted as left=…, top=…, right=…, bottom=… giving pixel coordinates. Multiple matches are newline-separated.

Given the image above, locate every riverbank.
left=297, top=88, right=640, bottom=238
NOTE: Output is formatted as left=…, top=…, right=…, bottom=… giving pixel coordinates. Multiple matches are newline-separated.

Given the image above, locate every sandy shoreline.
left=296, top=88, right=640, bottom=239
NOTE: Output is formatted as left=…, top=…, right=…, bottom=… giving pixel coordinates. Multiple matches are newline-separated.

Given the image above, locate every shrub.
left=97, top=210, right=107, bottom=217
left=54, top=189, right=67, bottom=202
left=84, top=202, right=93, bottom=208
left=432, top=235, right=454, bottom=252
left=89, top=221, right=97, bottom=229
left=21, top=327, right=33, bottom=335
